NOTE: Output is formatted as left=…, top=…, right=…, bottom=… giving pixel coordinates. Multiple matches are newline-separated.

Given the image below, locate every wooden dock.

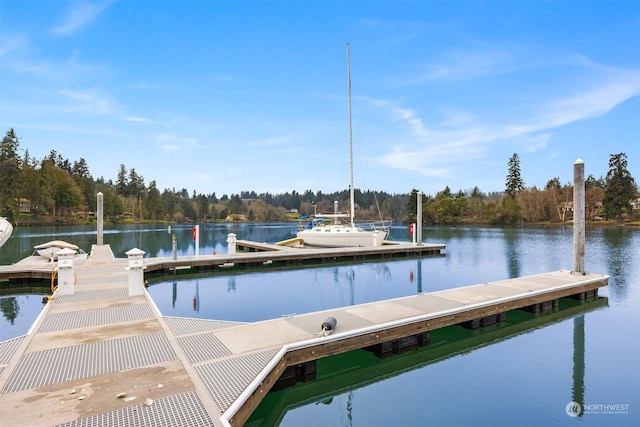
left=0, top=240, right=446, bottom=283
left=0, top=243, right=608, bottom=426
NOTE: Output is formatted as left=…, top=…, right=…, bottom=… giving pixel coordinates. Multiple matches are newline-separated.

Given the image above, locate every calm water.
left=0, top=223, right=638, bottom=426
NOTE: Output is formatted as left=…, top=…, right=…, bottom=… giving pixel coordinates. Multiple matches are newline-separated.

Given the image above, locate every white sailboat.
left=297, top=44, right=389, bottom=248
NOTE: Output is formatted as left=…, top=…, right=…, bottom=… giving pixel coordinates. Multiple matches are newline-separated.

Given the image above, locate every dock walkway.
left=0, top=245, right=608, bottom=426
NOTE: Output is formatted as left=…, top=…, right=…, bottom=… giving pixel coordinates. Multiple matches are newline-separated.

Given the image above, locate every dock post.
left=56, top=248, right=76, bottom=295
left=416, top=191, right=423, bottom=246
left=97, top=192, right=104, bottom=245
left=194, top=225, right=200, bottom=258
left=412, top=223, right=417, bottom=246
left=126, top=248, right=146, bottom=296
left=172, top=234, right=177, bottom=260
left=573, top=159, right=585, bottom=274
left=227, top=233, right=237, bottom=254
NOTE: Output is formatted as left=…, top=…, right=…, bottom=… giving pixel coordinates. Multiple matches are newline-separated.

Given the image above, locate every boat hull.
left=297, top=225, right=388, bottom=247
left=33, top=240, right=81, bottom=259
left=0, top=217, right=12, bottom=248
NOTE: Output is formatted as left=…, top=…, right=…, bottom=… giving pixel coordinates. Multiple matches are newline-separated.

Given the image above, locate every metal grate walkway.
left=38, top=303, right=155, bottom=333
left=195, top=347, right=280, bottom=413
left=164, top=316, right=247, bottom=337
left=54, top=390, right=215, bottom=427
left=54, top=288, right=129, bottom=304
left=1, top=332, right=176, bottom=394
left=0, top=335, right=25, bottom=376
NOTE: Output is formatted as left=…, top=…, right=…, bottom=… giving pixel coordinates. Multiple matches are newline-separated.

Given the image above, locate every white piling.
left=412, top=223, right=417, bottom=246
left=193, top=225, right=200, bottom=258
left=573, top=159, right=585, bottom=274
left=56, top=248, right=76, bottom=295
left=416, top=191, right=423, bottom=246
left=172, top=234, right=177, bottom=260
left=126, top=248, right=146, bottom=296
left=97, top=192, right=104, bottom=245
left=227, top=233, right=237, bottom=254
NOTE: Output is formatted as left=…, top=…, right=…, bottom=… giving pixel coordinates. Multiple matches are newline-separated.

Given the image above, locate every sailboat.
left=297, top=44, right=389, bottom=248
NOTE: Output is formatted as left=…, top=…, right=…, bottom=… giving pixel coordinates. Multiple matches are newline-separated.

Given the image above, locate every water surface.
left=0, top=224, right=637, bottom=426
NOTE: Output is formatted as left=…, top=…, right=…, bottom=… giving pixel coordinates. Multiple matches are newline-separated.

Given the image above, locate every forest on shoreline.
left=1, top=129, right=638, bottom=227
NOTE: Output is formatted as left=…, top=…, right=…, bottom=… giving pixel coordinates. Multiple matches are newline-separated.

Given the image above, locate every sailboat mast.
left=347, top=42, right=355, bottom=227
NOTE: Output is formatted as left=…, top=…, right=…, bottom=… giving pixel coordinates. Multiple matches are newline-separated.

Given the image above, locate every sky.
left=1, top=1, right=639, bottom=197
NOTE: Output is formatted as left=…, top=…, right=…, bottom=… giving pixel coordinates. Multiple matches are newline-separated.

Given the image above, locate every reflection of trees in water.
left=503, top=227, right=521, bottom=278
left=0, top=296, right=19, bottom=325
left=601, top=227, right=635, bottom=298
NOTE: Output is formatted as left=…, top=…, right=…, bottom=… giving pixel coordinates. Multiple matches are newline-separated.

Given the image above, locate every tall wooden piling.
left=97, top=191, right=104, bottom=245
left=573, top=159, right=585, bottom=273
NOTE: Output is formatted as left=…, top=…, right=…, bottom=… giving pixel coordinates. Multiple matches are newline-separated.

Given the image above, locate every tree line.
left=406, top=153, right=638, bottom=225
left=0, top=129, right=637, bottom=225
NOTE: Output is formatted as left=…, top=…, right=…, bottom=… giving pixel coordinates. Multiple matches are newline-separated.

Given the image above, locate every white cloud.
left=51, top=1, right=111, bottom=36
left=160, top=144, right=179, bottom=152
left=374, top=62, right=640, bottom=175
left=415, top=48, right=515, bottom=83
left=541, top=77, right=640, bottom=128
left=58, top=88, right=115, bottom=114
left=155, top=133, right=199, bottom=151
left=523, top=134, right=551, bottom=153
left=123, top=116, right=153, bottom=124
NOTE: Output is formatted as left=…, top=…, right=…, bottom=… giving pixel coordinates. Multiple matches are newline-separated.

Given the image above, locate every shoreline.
left=7, top=216, right=640, bottom=228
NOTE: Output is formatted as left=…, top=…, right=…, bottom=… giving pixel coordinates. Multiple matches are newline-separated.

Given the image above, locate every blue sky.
left=1, top=1, right=638, bottom=197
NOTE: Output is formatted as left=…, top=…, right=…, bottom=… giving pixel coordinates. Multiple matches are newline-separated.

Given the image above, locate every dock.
left=0, top=243, right=608, bottom=426
left=0, top=240, right=446, bottom=283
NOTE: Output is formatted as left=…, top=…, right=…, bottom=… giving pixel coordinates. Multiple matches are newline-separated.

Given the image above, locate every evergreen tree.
left=585, top=174, right=604, bottom=189
left=197, top=194, right=209, bottom=220
left=603, top=153, right=637, bottom=220
left=505, top=153, right=525, bottom=197
left=20, top=155, right=44, bottom=216
left=405, top=189, right=419, bottom=224
left=145, top=180, right=163, bottom=221
left=0, top=128, right=21, bottom=217
left=115, top=164, right=128, bottom=196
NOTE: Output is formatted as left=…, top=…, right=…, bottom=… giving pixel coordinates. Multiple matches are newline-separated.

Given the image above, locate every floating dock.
left=0, top=243, right=608, bottom=426
left=0, top=240, right=445, bottom=283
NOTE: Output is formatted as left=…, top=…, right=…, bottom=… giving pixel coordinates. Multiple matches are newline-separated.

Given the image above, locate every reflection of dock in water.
left=247, top=296, right=607, bottom=426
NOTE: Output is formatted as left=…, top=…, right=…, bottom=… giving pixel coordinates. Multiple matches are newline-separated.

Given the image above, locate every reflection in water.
left=0, top=222, right=301, bottom=265
left=409, top=259, right=424, bottom=293
left=248, top=297, right=607, bottom=426
left=600, top=227, right=636, bottom=300
left=573, top=314, right=585, bottom=415
left=193, top=280, right=200, bottom=313
left=0, top=296, right=19, bottom=325
left=503, top=227, right=521, bottom=278
left=346, top=391, right=354, bottom=427
left=416, top=259, right=423, bottom=293
left=172, top=281, right=177, bottom=308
